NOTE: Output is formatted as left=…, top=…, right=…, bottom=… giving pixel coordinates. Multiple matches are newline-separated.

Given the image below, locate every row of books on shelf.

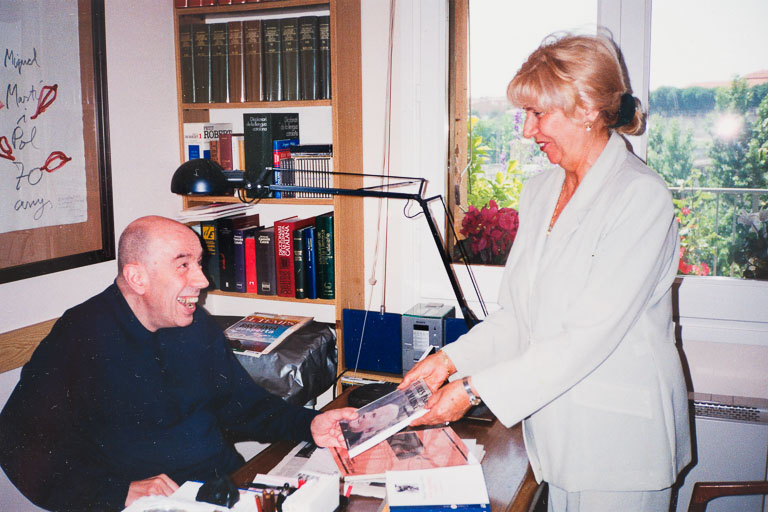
left=184, top=113, right=333, bottom=198
left=179, top=15, right=330, bottom=104
left=183, top=205, right=335, bottom=299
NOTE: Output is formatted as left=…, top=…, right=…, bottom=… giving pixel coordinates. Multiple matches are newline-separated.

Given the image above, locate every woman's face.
left=522, top=107, right=590, bottom=173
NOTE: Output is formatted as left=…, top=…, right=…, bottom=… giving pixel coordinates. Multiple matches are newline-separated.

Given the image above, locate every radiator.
left=675, top=393, right=768, bottom=512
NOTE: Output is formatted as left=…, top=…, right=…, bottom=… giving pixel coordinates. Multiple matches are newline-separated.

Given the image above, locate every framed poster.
left=0, top=0, right=113, bottom=284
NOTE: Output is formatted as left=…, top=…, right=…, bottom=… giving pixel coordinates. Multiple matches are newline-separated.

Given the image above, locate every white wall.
left=0, top=1, right=181, bottom=334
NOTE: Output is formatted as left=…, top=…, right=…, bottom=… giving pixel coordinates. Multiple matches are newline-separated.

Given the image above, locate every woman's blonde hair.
left=507, top=33, right=645, bottom=135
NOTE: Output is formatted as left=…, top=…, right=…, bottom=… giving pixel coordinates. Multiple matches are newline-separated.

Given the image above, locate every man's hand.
left=398, top=351, right=456, bottom=393
left=125, top=474, right=179, bottom=507
left=408, top=380, right=471, bottom=427
left=310, top=407, right=358, bottom=448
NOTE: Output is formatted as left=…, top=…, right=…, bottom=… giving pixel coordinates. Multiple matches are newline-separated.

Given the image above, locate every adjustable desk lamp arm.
left=260, top=172, right=480, bottom=329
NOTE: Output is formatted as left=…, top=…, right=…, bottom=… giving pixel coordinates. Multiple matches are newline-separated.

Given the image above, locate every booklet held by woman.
left=340, top=379, right=431, bottom=458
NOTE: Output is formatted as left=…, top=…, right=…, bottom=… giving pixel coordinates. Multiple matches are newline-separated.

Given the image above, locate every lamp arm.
left=262, top=175, right=480, bottom=329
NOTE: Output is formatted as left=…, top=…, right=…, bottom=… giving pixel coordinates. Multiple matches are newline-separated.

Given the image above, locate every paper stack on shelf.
left=177, top=202, right=256, bottom=222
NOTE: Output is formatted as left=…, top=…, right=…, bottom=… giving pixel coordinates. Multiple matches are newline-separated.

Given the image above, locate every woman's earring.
left=585, top=121, right=592, bottom=132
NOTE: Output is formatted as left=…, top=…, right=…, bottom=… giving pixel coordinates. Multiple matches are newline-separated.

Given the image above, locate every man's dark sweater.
left=0, top=283, right=319, bottom=511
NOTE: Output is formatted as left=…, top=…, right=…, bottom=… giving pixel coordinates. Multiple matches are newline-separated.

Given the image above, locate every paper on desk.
left=268, top=441, right=339, bottom=479
left=122, top=481, right=261, bottom=512
left=462, top=438, right=485, bottom=463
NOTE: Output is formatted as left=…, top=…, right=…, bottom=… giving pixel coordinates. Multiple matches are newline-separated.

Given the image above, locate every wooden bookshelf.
left=172, top=0, right=365, bottom=383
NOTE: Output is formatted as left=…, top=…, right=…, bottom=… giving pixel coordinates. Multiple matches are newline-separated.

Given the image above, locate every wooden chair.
left=687, top=481, right=768, bottom=512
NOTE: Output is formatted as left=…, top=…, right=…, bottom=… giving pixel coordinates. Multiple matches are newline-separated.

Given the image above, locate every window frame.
left=445, top=0, right=768, bottom=346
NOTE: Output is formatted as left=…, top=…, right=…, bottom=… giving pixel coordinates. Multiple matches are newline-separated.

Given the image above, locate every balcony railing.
left=669, top=186, right=768, bottom=278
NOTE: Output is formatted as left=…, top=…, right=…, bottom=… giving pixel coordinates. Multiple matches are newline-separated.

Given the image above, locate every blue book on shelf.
left=272, top=138, right=299, bottom=198
left=304, top=226, right=317, bottom=299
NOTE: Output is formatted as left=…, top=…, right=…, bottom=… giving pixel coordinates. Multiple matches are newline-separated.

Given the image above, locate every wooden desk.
left=231, top=389, right=540, bottom=512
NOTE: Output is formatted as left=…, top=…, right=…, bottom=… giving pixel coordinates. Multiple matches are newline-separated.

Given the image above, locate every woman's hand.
left=408, top=380, right=472, bottom=427
left=398, top=351, right=456, bottom=393
left=310, top=407, right=358, bottom=448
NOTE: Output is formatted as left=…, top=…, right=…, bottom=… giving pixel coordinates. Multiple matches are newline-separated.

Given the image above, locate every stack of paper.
left=177, top=202, right=256, bottom=222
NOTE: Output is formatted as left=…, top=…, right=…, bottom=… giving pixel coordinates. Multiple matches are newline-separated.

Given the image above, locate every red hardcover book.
left=274, top=216, right=315, bottom=297
left=202, top=0, right=216, bottom=5
left=187, top=0, right=203, bottom=6
left=218, top=132, right=233, bottom=170
left=174, top=0, right=188, bottom=7
left=245, top=230, right=258, bottom=293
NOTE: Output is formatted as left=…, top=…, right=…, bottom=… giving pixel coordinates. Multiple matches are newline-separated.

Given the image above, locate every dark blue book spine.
left=233, top=228, right=247, bottom=293
left=304, top=226, right=316, bottom=299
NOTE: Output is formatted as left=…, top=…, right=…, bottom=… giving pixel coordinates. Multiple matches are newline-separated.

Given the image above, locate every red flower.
left=681, top=206, right=691, bottom=216
left=460, top=200, right=519, bottom=263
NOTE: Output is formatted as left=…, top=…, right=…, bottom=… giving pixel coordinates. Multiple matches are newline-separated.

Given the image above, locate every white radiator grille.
left=690, top=393, right=768, bottom=425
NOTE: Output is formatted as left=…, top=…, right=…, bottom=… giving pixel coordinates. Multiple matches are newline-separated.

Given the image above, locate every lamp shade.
left=170, top=159, right=231, bottom=195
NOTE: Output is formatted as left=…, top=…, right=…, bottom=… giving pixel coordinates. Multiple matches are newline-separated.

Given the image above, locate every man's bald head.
left=117, top=216, right=194, bottom=275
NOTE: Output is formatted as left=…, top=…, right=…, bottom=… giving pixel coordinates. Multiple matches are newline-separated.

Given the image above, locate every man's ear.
left=122, top=263, right=148, bottom=295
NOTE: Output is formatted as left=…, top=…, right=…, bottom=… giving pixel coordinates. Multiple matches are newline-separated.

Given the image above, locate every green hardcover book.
left=192, top=23, right=211, bottom=103
left=293, top=225, right=310, bottom=299
left=243, top=19, right=262, bottom=102
left=179, top=24, right=195, bottom=103
left=210, top=23, right=229, bottom=103
left=280, top=17, right=300, bottom=101
left=227, top=21, right=244, bottom=103
left=262, top=18, right=282, bottom=102
left=318, top=15, right=331, bottom=100
left=297, top=16, right=319, bottom=101
left=315, top=211, right=335, bottom=300
left=242, top=112, right=300, bottom=198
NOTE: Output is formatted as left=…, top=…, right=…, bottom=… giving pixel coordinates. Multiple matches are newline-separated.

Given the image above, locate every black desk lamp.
left=171, top=158, right=239, bottom=195
left=170, top=165, right=483, bottom=328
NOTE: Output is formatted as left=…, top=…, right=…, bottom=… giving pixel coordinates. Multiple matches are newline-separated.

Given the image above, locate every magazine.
left=224, top=313, right=312, bottom=356
left=339, top=379, right=432, bottom=458
left=331, top=426, right=472, bottom=481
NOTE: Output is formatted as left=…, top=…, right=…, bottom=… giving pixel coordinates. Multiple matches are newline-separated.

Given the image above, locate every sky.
left=469, top=0, right=768, bottom=98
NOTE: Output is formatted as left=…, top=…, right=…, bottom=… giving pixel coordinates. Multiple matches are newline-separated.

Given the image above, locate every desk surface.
left=231, top=388, right=539, bottom=512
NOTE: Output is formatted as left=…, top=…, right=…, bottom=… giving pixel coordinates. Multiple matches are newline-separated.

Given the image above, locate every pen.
left=247, top=482, right=292, bottom=491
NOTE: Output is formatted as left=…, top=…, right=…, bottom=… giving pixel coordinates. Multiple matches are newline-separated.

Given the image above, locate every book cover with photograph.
left=331, top=426, right=471, bottom=481
left=224, top=313, right=312, bottom=356
left=340, top=379, right=431, bottom=458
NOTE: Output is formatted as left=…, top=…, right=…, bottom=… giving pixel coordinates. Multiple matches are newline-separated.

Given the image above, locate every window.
left=648, top=0, right=768, bottom=279
left=449, top=0, right=768, bottom=281
left=448, top=0, right=597, bottom=265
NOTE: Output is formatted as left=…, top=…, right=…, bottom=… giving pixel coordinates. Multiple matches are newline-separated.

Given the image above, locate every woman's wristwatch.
left=462, top=376, right=481, bottom=406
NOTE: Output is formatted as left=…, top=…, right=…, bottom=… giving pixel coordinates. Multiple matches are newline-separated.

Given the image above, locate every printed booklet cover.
left=224, top=313, right=312, bottom=356
left=339, top=379, right=432, bottom=458
left=330, top=426, right=471, bottom=481
left=385, top=464, right=490, bottom=511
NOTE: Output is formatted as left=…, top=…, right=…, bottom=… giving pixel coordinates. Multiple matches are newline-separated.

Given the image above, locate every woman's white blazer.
left=443, top=133, right=692, bottom=491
